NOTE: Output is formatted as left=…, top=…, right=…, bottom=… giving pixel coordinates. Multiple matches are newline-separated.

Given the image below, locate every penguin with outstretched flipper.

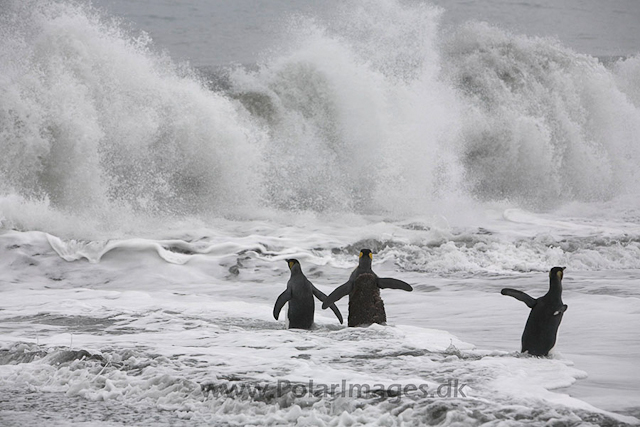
left=274, top=259, right=343, bottom=329
left=322, top=249, right=412, bottom=326
left=501, top=267, right=568, bottom=356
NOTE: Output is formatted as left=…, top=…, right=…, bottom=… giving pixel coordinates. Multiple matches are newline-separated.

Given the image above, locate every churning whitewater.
left=1, top=0, right=640, bottom=425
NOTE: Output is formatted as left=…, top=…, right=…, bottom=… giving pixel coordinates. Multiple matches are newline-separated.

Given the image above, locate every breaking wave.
left=1, top=0, right=640, bottom=237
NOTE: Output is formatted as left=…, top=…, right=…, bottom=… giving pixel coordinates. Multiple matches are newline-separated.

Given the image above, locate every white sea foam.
left=2, top=0, right=640, bottom=425
left=1, top=228, right=639, bottom=425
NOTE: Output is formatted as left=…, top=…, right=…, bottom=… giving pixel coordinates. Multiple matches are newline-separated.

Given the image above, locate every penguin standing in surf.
left=501, top=267, right=568, bottom=356
left=322, top=249, right=413, bottom=327
left=273, top=259, right=343, bottom=329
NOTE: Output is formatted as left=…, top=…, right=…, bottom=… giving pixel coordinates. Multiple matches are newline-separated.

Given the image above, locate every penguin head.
left=549, top=266, right=566, bottom=280
left=286, top=259, right=301, bottom=271
left=358, top=249, right=373, bottom=267
left=359, top=249, right=373, bottom=260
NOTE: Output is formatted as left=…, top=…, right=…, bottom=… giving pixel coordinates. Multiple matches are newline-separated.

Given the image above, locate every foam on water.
left=2, top=0, right=640, bottom=424
left=2, top=226, right=640, bottom=424
left=0, top=247, right=626, bottom=425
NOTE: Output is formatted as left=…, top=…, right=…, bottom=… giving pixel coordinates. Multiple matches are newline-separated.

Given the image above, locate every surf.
left=1, top=0, right=639, bottom=239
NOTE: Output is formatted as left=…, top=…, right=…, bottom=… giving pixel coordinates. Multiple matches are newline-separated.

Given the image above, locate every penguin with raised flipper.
left=322, top=249, right=413, bottom=326
left=501, top=267, right=568, bottom=356
left=273, top=259, right=343, bottom=329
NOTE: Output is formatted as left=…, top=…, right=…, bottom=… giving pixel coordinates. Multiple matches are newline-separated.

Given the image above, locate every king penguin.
left=501, top=266, right=568, bottom=356
left=321, top=249, right=413, bottom=326
left=273, top=259, right=343, bottom=329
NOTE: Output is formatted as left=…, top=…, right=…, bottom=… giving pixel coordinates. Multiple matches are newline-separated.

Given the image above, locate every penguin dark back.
left=348, top=273, right=387, bottom=327
left=322, top=249, right=413, bottom=326
left=273, top=259, right=343, bottom=329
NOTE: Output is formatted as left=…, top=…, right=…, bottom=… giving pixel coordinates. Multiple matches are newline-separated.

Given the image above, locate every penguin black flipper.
left=501, top=288, right=537, bottom=308
left=322, top=281, right=353, bottom=309
left=377, top=278, right=413, bottom=291
left=273, top=289, right=292, bottom=320
left=312, top=285, right=344, bottom=324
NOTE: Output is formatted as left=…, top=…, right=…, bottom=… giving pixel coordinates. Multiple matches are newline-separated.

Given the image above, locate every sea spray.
left=228, top=0, right=463, bottom=214
left=1, top=0, right=640, bottom=239
left=1, top=3, right=640, bottom=422
left=442, top=22, right=640, bottom=207
left=0, top=0, right=265, bottom=236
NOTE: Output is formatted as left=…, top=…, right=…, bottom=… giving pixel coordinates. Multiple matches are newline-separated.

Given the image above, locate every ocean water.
left=1, top=0, right=640, bottom=425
